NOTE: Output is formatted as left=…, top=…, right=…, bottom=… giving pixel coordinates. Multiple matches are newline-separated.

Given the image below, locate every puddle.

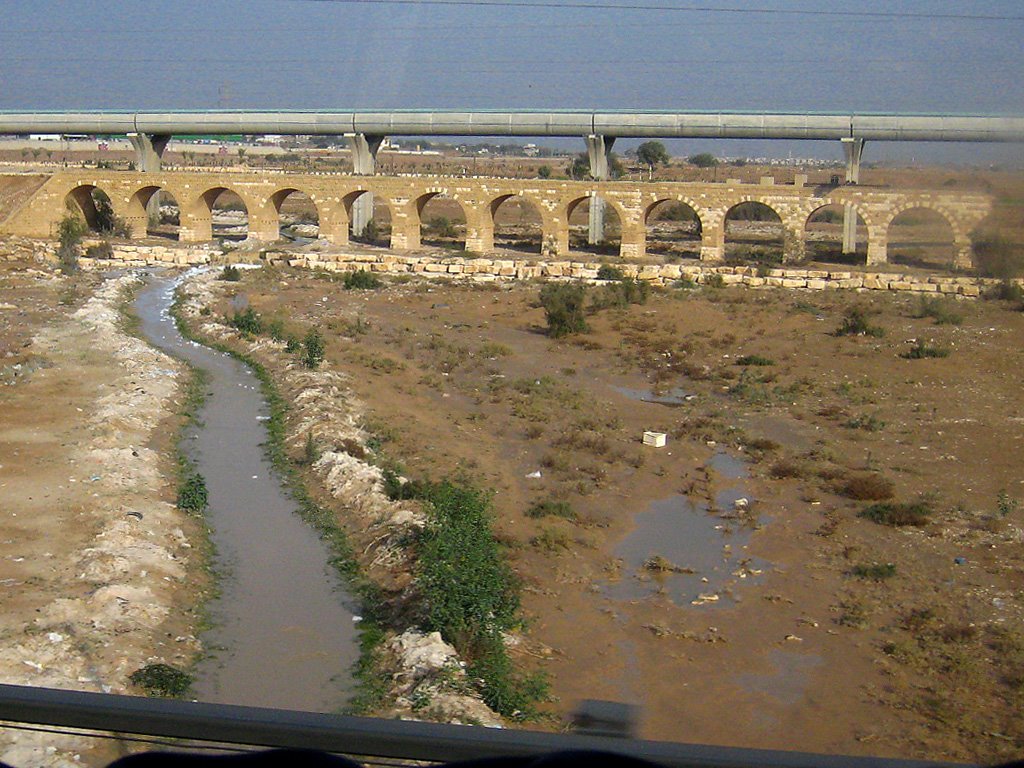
left=611, top=385, right=691, bottom=406
left=605, top=451, right=768, bottom=607
left=735, top=649, right=823, bottom=706
left=134, top=270, right=358, bottom=712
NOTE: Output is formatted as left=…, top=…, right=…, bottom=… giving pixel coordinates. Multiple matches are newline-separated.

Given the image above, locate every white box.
left=642, top=431, right=667, bottom=447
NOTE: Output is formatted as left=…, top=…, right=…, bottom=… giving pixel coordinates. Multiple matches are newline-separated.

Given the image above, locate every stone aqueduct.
left=1, top=170, right=993, bottom=267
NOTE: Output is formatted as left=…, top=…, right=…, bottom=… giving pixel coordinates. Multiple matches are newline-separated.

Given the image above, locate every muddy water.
left=134, top=272, right=358, bottom=712
left=604, top=451, right=768, bottom=607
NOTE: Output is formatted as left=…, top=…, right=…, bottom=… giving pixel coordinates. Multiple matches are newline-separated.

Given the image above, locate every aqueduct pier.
left=0, top=170, right=993, bottom=267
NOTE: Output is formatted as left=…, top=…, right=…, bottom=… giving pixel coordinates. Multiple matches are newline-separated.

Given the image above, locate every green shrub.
left=859, top=501, right=932, bottom=527
left=972, top=232, right=1024, bottom=281
left=466, top=633, right=549, bottom=720
left=851, top=562, right=897, bottom=581
left=417, top=480, right=519, bottom=645
left=735, top=354, right=774, bottom=367
left=526, top=500, right=577, bottom=520
left=834, top=307, right=885, bottom=337
left=838, top=473, right=895, bottom=501
left=285, top=335, right=302, bottom=353
left=596, top=264, right=625, bottom=281
left=590, top=278, right=648, bottom=310
left=57, top=214, right=86, bottom=275
left=229, top=307, right=263, bottom=336
left=176, top=473, right=209, bottom=513
left=539, top=283, right=588, bottom=338
left=901, top=340, right=950, bottom=359
left=343, top=270, right=383, bottom=290
left=219, top=264, right=242, bottom=281
left=302, top=327, right=326, bottom=369
left=913, top=296, right=962, bottom=325
left=128, top=663, right=193, bottom=698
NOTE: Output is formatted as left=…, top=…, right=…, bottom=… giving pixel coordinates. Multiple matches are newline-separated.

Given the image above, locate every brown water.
left=134, top=271, right=359, bottom=712
left=603, top=451, right=768, bottom=607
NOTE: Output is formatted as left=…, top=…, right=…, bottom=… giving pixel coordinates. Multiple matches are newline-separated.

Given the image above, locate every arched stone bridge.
left=1, top=170, right=993, bottom=267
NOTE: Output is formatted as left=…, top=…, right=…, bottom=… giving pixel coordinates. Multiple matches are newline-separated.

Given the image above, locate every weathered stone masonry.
left=0, top=171, right=993, bottom=268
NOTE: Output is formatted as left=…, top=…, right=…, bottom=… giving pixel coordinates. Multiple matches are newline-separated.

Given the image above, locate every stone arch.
left=343, top=190, right=393, bottom=247
left=643, top=197, right=704, bottom=259
left=183, top=186, right=252, bottom=242
left=124, top=186, right=183, bottom=240
left=413, top=190, right=468, bottom=251
left=886, top=205, right=959, bottom=269
left=803, top=203, right=868, bottom=266
left=268, top=187, right=321, bottom=243
left=488, top=192, right=546, bottom=254
left=722, top=199, right=786, bottom=264
left=64, top=184, right=121, bottom=235
left=565, top=194, right=624, bottom=256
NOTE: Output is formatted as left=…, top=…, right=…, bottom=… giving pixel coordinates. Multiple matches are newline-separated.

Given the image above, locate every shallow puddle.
left=134, top=271, right=359, bottom=712
left=611, top=385, right=691, bottom=406
left=605, top=451, right=768, bottom=607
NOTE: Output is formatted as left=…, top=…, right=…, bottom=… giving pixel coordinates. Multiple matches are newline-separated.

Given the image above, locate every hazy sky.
left=2, top=0, right=1023, bottom=163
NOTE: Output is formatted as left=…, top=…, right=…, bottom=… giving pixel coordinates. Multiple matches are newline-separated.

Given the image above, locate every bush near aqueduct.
left=540, top=283, right=588, bottom=338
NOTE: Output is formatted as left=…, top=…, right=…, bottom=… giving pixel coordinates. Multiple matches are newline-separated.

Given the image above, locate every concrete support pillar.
left=128, top=133, right=171, bottom=173
left=128, top=133, right=171, bottom=227
left=585, top=134, right=615, bottom=245
left=346, top=133, right=384, bottom=236
left=841, top=138, right=865, bottom=254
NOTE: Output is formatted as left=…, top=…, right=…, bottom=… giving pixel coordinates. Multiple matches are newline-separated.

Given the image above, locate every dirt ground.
left=0, top=263, right=203, bottom=766
left=194, top=265, right=1024, bottom=763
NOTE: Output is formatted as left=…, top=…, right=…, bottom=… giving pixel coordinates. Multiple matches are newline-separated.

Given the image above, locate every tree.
left=637, top=141, right=670, bottom=170
left=537, top=165, right=552, bottom=179
left=688, top=152, right=719, bottom=168
left=539, top=283, right=588, bottom=338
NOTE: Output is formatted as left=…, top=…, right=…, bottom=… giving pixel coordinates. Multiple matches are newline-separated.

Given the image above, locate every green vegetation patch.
left=129, top=663, right=193, bottom=698
left=859, top=500, right=932, bottom=527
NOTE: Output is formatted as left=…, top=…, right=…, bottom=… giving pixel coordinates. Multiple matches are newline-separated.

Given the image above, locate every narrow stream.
left=134, top=270, right=359, bottom=712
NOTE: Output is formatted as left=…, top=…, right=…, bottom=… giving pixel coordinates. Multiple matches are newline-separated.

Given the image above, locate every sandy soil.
left=0, top=262, right=202, bottom=766
left=189, top=265, right=1024, bottom=763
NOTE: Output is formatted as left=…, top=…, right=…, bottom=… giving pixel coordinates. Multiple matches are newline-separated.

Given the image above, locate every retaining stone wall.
left=4, top=238, right=1020, bottom=299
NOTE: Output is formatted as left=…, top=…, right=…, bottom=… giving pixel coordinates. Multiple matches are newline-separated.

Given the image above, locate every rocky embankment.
left=0, top=272, right=199, bottom=766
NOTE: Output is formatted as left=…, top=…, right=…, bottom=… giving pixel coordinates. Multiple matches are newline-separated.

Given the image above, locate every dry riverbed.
left=0, top=262, right=203, bottom=766
left=186, top=264, right=1024, bottom=763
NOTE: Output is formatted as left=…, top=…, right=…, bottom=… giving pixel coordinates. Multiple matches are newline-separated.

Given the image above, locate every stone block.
left=960, top=285, right=980, bottom=297
left=806, top=279, right=828, bottom=290
left=742, top=276, right=767, bottom=287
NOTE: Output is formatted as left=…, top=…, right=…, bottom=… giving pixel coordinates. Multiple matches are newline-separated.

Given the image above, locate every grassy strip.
left=169, top=287, right=389, bottom=714
left=387, top=476, right=549, bottom=720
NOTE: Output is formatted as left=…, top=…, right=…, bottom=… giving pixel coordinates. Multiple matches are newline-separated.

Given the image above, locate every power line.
left=291, top=0, right=1024, bottom=21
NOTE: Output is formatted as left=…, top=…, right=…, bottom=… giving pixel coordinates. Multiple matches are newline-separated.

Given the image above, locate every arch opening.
left=129, top=186, right=181, bottom=240
left=345, top=191, right=392, bottom=247
left=417, top=193, right=467, bottom=251
left=202, top=187, right=249, bottom=241
left=567, top=195, right=621, bottom=256
left=804, top=204, right=867, bottom=266
left=272, top=189, right=320, bottom=243
left=491, top=195, right=543, bottom=254
left=645, top=200, right=702, bottom=260
left=887, top=207, right=956, bottom=269
left=724, top=201, right=784, bottom=265
left=64, top=185, right=127, bottom=237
